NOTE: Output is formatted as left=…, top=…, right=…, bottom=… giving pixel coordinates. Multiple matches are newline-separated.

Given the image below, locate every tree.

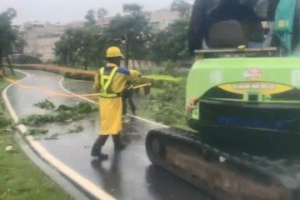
left=14, top=27, right=26, bottom=54
left=149, top=18, right=190, bottom=63
left=102, top=4, right=151, bottom=68
left=54, top=27, right=106, bottom=70
left=55, top=7, right=111, bottom=70
left=123, top=4, right=143, bottom=16
left=3, top=8, right=17, bottom=20
left=148, top=32, right=169, bottom=64
left=104, top=12, right=151, bottom=68
left=171, top=0, right=192, bottom=18
left=0, top=8, right=21, bottom=75
left=84, top=10, right=96, bottom=27
left=97, top=8, right=108, bottom=19
left=77, top=28, right=99, bottom=70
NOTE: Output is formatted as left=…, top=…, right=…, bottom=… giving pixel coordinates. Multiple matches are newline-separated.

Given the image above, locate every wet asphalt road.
left=7, top=70, right=211, bottom=200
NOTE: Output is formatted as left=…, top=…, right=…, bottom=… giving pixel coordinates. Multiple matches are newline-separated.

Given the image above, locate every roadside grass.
left=0, top=71, right=23, bottom=90
left=134, top=77, right=188, bottom=128
left=0, top=131, right=72, bottom=200
left=147, top=87, right=164, bottom=95
left=0, top=70, right=25, bottom=113
left=0, top=70, right=72, bottom=200
left=136, top=87, right=163, bottom=119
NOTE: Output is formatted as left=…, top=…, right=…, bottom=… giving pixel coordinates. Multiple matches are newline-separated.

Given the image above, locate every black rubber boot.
left=97, top=152, right=109, bottom=160
left=91, top=136, right=109, bottom=160
left=91, top=145, right=108, bottom=160
left=91, top=145, right=99, bottom=157
left=113, top=134, right=126, bottom=152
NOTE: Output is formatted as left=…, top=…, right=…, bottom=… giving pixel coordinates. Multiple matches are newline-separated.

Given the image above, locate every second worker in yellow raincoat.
left=91, top=46, right=141, bottom=160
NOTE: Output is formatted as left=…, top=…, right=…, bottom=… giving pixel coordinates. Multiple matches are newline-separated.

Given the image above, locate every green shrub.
left=10, top=54, right=42, bottom=64
left=143, top=79, right=187, bottom=126
left=132, top=74, right=181, bottom=89
left=0, top=114, right=11, bottom=128
left=163, top=61, right=177, bottom=74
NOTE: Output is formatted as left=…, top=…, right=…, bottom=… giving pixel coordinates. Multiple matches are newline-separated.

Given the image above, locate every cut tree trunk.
left=125, top=41, right=129, bottom=69
left=6, top=56, right=15, bottom=75
left=0, top=56, right=3, bottom=77
left=132, top=60, right=136, bottom=70
left=137, top=60, right=144, bottom=73
left=84, top=60, right=88, bottom=71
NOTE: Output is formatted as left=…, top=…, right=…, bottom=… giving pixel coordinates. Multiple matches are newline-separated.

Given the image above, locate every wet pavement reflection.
left=8, top=70, right=211, bottom=200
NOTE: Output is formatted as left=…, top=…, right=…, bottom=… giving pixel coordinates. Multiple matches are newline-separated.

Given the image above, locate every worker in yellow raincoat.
left=91, top=46, right=142, bottom=160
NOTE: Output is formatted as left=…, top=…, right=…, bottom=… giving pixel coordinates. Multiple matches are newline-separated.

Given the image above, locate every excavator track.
left=145, top=128, right=300, bottom=200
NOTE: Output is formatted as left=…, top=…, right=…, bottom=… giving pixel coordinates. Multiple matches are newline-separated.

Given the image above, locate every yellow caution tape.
left=3, top=76, right=150, bottom=98
left=133, top=83, right=151, bottom=90
left=3, top=76, right=99, bottom=98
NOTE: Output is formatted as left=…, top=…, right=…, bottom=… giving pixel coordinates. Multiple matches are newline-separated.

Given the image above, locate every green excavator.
left=146, top=0, right=300, bottom=199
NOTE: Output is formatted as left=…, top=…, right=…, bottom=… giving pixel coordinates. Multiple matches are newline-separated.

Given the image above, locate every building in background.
left=95, top=17, right=112, bottom=29
left=23, top=22, right=66, bottom=62
left=23, top=21, right=87, bottom=62
left=149, top=8, right=180, bottom=33
left=23, top=17, right=113, bottom=62
left=23, top=8, right=181, bottom=62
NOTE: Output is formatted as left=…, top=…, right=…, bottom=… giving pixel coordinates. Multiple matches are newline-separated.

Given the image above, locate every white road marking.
left=59, top=77, right=169, bottom=128
left=3, top=70, right=116, bottom=200
left=59, top=77, right=96, bottom=104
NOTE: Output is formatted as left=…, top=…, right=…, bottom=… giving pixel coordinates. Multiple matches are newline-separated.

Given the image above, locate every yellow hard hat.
left=106, top=46, right=124, bottom=58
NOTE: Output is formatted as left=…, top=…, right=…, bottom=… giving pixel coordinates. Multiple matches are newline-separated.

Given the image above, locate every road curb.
left=2, top=69, right=116, bottom=200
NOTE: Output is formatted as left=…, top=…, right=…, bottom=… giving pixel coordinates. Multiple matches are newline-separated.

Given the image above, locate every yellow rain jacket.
left=93, top=63, right=141, bottom=135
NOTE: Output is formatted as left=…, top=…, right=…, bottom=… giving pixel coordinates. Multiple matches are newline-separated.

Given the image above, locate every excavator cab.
left=189, top=0, right=300, bottom=55
left=186, top=0, right=300, bottom=138
left=197, top=19, right=277, bottom=58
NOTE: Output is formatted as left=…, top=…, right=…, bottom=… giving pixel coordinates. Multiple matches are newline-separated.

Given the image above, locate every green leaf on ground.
left=25, top=129, right=48, bottom=136
left=34, top=100, right=55, bottom=110
left=68, top=125, right=84, bottom=133
left=20, top=101, right=98, bottom=126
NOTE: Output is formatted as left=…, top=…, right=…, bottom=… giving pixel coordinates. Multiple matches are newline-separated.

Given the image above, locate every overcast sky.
left=0, top=0, right=179, bottom=25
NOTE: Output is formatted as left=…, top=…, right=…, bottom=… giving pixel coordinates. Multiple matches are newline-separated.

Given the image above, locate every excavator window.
left=205, top=20, right=265, bottom=49
left=206, top=20, right=248, bottom=48
left=189, top=0, right=280, bottom=54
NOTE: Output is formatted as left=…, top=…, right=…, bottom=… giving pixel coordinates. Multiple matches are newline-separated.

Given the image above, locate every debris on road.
left=68, top=124, right=84, bottom=133
left=34, top=99, right=55, bottom=110
left=25, top=129, right=48, bottom=136
left=45, top=133, right=59, bottom=140
left=18, top=100, right=93, bottom=139
left=21, top=101, right=97, bottom=126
